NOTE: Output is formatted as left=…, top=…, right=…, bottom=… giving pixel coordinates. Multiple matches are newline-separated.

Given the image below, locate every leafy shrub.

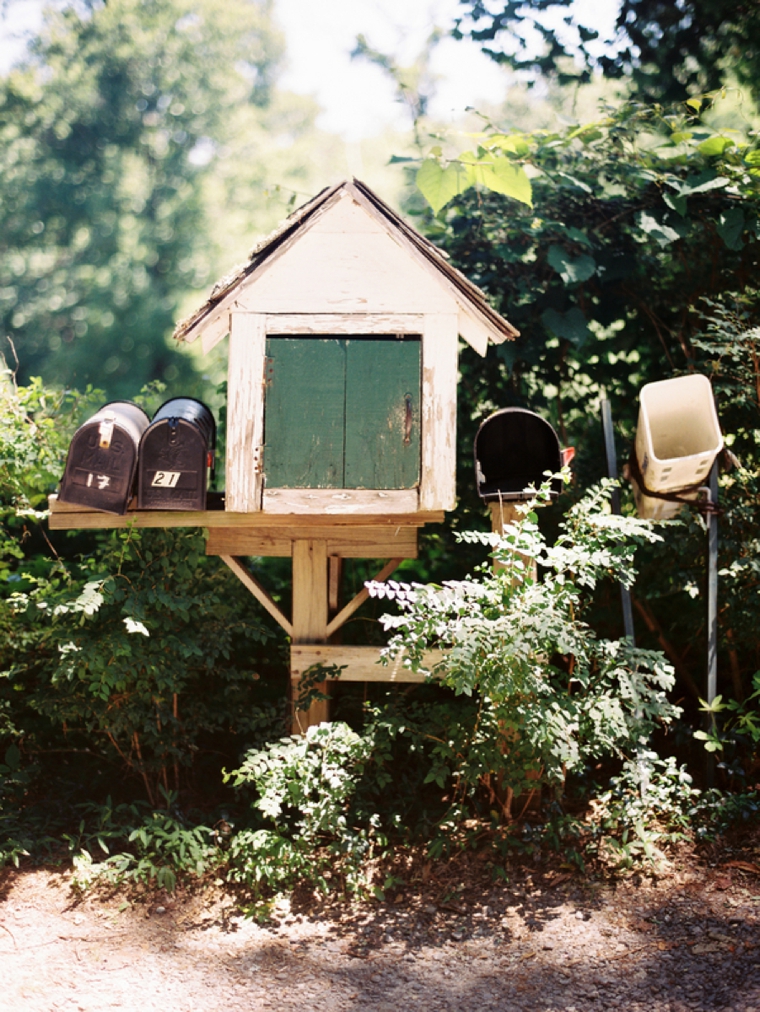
left=370, top=479, right=680, bottom=808
left=225, top=722, right=386, bottom=897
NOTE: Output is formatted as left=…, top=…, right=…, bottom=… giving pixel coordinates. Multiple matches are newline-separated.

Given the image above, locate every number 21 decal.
left=151, top=471, right=181, bottom=487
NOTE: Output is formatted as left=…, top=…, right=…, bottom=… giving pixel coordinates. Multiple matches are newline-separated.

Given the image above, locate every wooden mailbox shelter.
left=50, top=179, right=518, bottom=729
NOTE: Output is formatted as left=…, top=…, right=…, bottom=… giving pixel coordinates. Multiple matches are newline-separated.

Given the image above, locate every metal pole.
left=705, top=460, right=719, bottom=787
left=600, top=397, right=636, bottom=644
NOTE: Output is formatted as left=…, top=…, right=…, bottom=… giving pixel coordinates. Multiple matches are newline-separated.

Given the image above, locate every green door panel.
left=264, top=337, right=346, bottom=488
left=344, top=338, right=421, bottom=489
left=263, top=335, right=421, bottom=490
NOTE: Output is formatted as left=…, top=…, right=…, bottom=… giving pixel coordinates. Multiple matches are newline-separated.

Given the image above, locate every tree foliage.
left=0, top=0, right=312, bottom=398
left=454, top=0, right=760, bottom=102
left=406, top=95, right=760, bottom=714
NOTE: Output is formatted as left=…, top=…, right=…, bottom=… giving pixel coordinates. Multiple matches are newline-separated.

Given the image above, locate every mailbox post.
left=50, top=180, right=521, bottom=730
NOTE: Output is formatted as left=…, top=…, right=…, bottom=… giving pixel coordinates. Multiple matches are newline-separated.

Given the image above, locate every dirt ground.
left=2, top=835, right=760, bottom=1012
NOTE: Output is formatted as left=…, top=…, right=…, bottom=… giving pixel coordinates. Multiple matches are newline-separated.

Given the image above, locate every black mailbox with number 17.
left=138, top=398, right=216, bottom=511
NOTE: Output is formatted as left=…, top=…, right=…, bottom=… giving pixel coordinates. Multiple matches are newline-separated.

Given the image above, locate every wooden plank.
left=262, top=488, right=419, bottom=514
left=325, top=558, right=403, bottom=638
left=264, top=337, right=346, bottom=488
left=200, top=311, right=231, bottom=355
left=205, top=525, right=417, bottom=558
left=458, top=309, right=491, bottom=357
left=290, top=644, right=444, bottom=682
left=226, top=313, right=266, bottom=512
left=48, top=495, right=442, bottom=529
left=220, top=555, right=293, bottom=637
left=419, top=313, right=458, bottom=511
left=489, top=501, right=537, bottom=581
left=291, top=539, right=330, bottom=730
left=265, top=313, right=424, bottom=335
left=344, top=338, right=421, bottom=489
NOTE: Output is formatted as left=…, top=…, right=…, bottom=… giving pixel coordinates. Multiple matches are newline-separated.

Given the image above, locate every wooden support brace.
left=325, top=557, right=403, bottom=638
left=220, top=555, right=294, bottom=637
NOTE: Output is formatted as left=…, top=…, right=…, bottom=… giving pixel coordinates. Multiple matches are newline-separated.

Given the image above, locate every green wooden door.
left=344, top=339, right=421, bottom=489
left=264, top=338, right=346, bottom=488
left=264, top=336, right=421, bottom=489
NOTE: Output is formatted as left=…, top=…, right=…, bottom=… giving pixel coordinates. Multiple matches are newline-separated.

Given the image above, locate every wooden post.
left=291, top=539, right=330, bottom=732
left=489, top=500, right=537, bottom=581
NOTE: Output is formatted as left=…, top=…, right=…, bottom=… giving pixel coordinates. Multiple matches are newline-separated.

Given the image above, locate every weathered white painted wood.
left=226, top=313, right=265, bottom=512
left=262, top=488, right=418, bottom=515
left=290, top=644, right=445, bottom=683
left=232, top=230, right=460, bottom=315
left=458, top=309, right=491, bottom=356
left=220, top=555, right=293, bottom=637
left=264, top=313, right=424, bottom=335
left=324, top=558, right=403, bottom=638
left=205, top=526, right=417, bottom=559
left=200, top=311, right=231, bottom=355
left=419, top=313, right=458, bottom=511
left=307, top=192, right=386, bottom=233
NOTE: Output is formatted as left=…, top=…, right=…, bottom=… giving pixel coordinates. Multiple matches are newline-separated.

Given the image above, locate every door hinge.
left=253, top=444, right=265, bottom=474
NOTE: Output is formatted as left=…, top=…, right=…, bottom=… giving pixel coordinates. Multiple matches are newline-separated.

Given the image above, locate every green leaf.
left=124, top=617, right=150, bottom=636
left=697, top=135, right=734, bottom=157
left=662, top=191, right=688, bottom=217
left=489, top=133, right=531, bottom=157
left=416, top=160, right=467, bottom=214
left=685, top=98, right=703, bottom=113
left=717, top=207, right=744, bottom=250
left=636, top=211, right=682, bottom=247
left=547, top=245, right=596, bottom=284
left=542, top=307, right=590, bottom=347
left=4, top=743, right=21, bottom=771
left=745, top=150, right=760, bottom=167
left=388, top=155, right=416, bottom=164
left=478, top=158, right=533, bottom=207
left=677, top=174, right=730, bottom=197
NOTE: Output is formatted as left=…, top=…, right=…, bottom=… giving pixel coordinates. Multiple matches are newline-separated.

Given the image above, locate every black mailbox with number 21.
left=138, top=397, right=216, bottom=511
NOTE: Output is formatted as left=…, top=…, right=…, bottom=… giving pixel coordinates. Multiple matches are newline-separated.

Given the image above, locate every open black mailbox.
left=474, top=407, right=563, bottom=501
left=138, top=397, right=216, bottom=510
left=58, top=402, right=150, bottom=514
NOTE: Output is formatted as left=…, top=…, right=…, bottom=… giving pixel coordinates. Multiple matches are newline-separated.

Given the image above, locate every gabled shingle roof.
left=173, top=179, right=518, bottom=344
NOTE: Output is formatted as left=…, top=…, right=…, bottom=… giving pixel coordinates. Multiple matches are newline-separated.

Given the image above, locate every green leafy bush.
left=370, top=480, right=680, bottom=806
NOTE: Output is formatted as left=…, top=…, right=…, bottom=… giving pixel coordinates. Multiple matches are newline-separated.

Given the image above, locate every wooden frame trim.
left=290, top=644, right=444, bottom=683
left=325, top=557, right=402, bottom=638
left=262, top=488, right=418, bottom=514
left=226, top=312, right=266, bottom=512
left=419, top=313, right=458, bottom=511
left=47, top=496, right=444, bottom=531
left=264, top=313, right=424, bottom=335
left=220, top=555, right=293, bottom=637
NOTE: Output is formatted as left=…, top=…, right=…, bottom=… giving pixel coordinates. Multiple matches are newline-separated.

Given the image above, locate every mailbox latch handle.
left=98, top=412, right=116, bottom=450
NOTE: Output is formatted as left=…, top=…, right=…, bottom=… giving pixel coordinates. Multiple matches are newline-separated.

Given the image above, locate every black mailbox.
left=58, top=401, right=150, bottom=514
left=474, top=408, right=562, bottom=501
left=138, top=397, right=216, bottom=510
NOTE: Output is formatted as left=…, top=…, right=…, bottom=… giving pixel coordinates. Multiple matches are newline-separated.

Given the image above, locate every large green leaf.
left=717, top=207, right=745, bottom=250
left=541, top=307, right=590, bottom=347
left=698, top=135, right=735, bottom=156
left=547, top=245, right=596, bottom=284
left=416, top=160, right=467, bottom=214
left=480, top=158, right=533, bottom=207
